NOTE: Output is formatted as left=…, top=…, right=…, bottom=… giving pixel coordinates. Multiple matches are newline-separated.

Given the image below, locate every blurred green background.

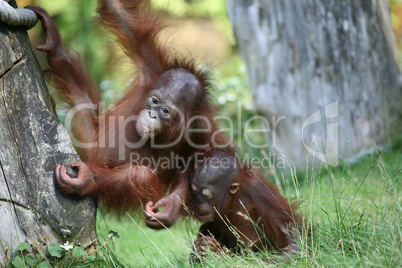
left=17, top=0, right=402, bottom=159
left=20, top=0, right=268, bottom=159
left=16, top=1, right=267, bottom=265
left=13, top=0, right=402, bottom=267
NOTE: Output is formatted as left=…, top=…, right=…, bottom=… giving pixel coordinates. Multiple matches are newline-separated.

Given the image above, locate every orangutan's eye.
left=202, top=188, right=213, bottom=200
left=161, top=107, right=170, bottom=114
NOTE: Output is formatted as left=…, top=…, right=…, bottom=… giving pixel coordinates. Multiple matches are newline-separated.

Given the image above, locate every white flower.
left=60, top=241, right=74, bottom=251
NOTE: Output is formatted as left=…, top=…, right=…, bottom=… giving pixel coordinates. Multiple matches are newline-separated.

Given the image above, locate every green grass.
left=94, top=74, right=402, bottom=267
left=97, top=213, right=196, bottom=267
left=15, top=63, right=401, bottom=267
left=95, top=142, right=401, bottom=267
left=11, top=1, right=401, bottom=266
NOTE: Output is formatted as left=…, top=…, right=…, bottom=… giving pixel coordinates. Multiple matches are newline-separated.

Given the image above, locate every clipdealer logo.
left=302, top=101, right=339, bottom=166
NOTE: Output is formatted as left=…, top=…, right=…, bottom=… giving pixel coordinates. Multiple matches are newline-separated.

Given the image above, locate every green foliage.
left=10, top=257, right=25, bottom=268
left=47, top=242, right=64, bottom=258
left=294, top=143, right=401, bottom=267
left=15, top=242, right=30, bottom=251
left=34, top=0, right=236, bottom=91
left=9, top=252, right=48, bottom=267
left=37, top=261, right=52, bottom=268
left=35, top=0, right=239, bottom=117
left=35, top=0, right=112, bottom=84
left=15, top=1, right=402, bottom=267
left=71, top=247, right=87, bottom=258
left=93, top=140, right=402, bottom=267
left=5, top=237, right=124, bottom=268
left=214, top=60, right=269, bottom=164
left=96, top=211, right=197, bottom=267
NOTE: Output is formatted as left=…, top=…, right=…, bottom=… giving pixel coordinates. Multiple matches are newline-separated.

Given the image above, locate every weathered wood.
left=0, top=0, right=96, bottom=262
left=227, top=0, right=401, bottom=168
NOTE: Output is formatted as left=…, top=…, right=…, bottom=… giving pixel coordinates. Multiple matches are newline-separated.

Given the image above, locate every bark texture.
left=227, top=0, right=401, bottom=168
left=0, top=1, right=96, bottom=262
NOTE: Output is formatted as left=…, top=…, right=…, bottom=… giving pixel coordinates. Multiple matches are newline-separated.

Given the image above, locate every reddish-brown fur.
left=214, top=168, right=300, bottom=250
left=27, top=3, right=302, bottom=255
left=189, top=151, right=301, bottom=261
left=26, top=1, right=229, bottom=227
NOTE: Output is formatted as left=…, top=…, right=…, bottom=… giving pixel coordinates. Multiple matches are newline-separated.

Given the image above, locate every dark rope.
left=0, top=0, right=38, bottom=29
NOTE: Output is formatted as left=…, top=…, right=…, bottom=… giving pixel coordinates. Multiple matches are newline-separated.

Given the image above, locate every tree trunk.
left=0, top=0, right=96, bottom=261
left=227, top=0, right=401, bottom=168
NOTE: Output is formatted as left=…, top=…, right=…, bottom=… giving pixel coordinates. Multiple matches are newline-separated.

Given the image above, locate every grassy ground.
left=9, top=1, right=401, bottom=267
left=96, top=140, right=401, bottom=267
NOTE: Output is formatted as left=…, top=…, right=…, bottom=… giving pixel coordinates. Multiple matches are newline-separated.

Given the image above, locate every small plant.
left=5, top=230, right=123, bottom=268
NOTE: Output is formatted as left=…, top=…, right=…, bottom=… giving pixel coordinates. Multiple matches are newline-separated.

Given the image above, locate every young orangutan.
left=25, top=1, right=230, bottom=229
left=189, top=150, right=301, bottom=263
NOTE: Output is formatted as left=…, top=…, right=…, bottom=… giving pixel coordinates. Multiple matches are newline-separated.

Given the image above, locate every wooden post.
left=0, top=0, right=96, bottom=261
